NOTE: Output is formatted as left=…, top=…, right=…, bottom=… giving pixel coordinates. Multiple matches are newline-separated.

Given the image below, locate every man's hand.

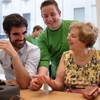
left=5, top=79, right=20, bottom=88
left=30, top=78, right=42, bottom=91
left=30, top=75, right=53, bottom=91
left=0, top=40, right=17, bottom=58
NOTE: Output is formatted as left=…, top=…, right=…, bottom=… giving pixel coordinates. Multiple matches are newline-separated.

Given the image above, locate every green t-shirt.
left=38, top=20, right=77, bottom=77
left=26, top=35, right=38, bottom=46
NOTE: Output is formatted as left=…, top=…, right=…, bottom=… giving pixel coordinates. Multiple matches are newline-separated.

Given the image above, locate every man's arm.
left=30, top=30, right=51, bottom=90
left=38, top=67, right=49, bottom=75
left=30, top=67, right=48, bottom=90
left=0, top=40, right=40, bottom=89
left=11, top=54, right=31, bottom=88
left=0, top=40, right=29, bottom=88
left=12, top=44, right=40, bottom=89
left=38, top=30, right=50, bottom=70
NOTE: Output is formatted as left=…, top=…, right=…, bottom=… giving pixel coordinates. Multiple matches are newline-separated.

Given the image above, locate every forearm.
left=38, top=67, right=49, bottom=75
left=47, top=78, right=64, bottom=91
left=12, top=54, right=31, bottom=88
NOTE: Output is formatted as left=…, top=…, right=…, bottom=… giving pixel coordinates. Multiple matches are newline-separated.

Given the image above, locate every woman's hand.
left=81, top=85, right=99, bottom=100
left=33, top=75, right=51, bottom=84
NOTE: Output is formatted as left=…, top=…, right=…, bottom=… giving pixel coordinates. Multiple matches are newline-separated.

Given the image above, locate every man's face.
left=8, top=26, right=27, bottom=51
left=41, top=5, right=61, bottom=30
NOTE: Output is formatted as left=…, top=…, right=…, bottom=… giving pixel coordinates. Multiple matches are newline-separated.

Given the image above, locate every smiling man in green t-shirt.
left=30, top=0, right=77, bottom=91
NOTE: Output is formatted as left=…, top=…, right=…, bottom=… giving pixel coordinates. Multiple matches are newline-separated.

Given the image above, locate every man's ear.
left=58, top=10, right=61, bottom=17
left=34, top=29, right=37, bottom=32
left=4, top=31, right=9, bottom=37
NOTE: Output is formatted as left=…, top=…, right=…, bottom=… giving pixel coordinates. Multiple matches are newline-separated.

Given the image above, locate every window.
left=74, top=8, right=85, bottom=22
left=23, top=13, right=30, bottom=35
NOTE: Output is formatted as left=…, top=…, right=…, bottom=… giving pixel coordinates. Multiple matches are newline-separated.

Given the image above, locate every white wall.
left=96, top=0, right=100, bottom=50
left=0, top=0, right=97, bottom=34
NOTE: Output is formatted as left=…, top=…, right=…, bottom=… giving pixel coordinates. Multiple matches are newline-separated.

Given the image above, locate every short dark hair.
left=33, top=25, right=43, bottom=32
left=3, top=13, right=28, bottom=35
left=40, top=0, right=60, bottom=12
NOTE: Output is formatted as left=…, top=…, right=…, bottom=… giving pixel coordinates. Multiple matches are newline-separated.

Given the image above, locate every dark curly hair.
left=3, top=13, right=28, bottom=35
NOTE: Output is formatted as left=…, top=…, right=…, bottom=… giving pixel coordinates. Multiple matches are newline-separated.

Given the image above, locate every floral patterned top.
left=63, top=50, right=100, bottom=90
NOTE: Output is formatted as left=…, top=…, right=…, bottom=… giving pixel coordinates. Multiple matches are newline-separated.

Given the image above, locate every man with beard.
left=0, top=13, right=40, bottom=89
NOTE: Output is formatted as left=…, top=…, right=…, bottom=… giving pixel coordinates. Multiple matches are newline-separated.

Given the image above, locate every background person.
left=30, top=22, right=100, bottom=100
left=27, top=25, right=43, bottom=45
left=30, top=0, right=77, bottom=91
left=0, top=13, right=40, bottom=89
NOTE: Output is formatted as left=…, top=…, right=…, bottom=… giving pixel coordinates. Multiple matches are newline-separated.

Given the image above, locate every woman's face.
left=67, top=28, right=86, bottom=52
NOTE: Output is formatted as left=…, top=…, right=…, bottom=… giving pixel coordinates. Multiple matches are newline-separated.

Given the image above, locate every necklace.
left=74, top=50, right=91, bottom=61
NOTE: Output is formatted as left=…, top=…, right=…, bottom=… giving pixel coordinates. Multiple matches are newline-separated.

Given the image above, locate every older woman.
left=30, top=22, right=100, bottom=99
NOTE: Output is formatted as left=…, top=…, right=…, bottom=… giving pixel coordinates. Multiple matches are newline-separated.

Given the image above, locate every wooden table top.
left=20, top=89, right=100, bottom=100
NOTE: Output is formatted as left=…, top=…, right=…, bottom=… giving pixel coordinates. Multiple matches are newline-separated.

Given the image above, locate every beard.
left=10, top=38, right=26, bottom=49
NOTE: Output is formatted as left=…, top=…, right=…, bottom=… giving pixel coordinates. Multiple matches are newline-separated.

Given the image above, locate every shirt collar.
left=17, top=42, right=27, bottom=55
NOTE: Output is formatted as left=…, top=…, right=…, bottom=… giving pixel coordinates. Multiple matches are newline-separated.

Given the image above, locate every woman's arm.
left=52, top=54, right=65, bottom=91
left=31, top=54, right=65, bottom=91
